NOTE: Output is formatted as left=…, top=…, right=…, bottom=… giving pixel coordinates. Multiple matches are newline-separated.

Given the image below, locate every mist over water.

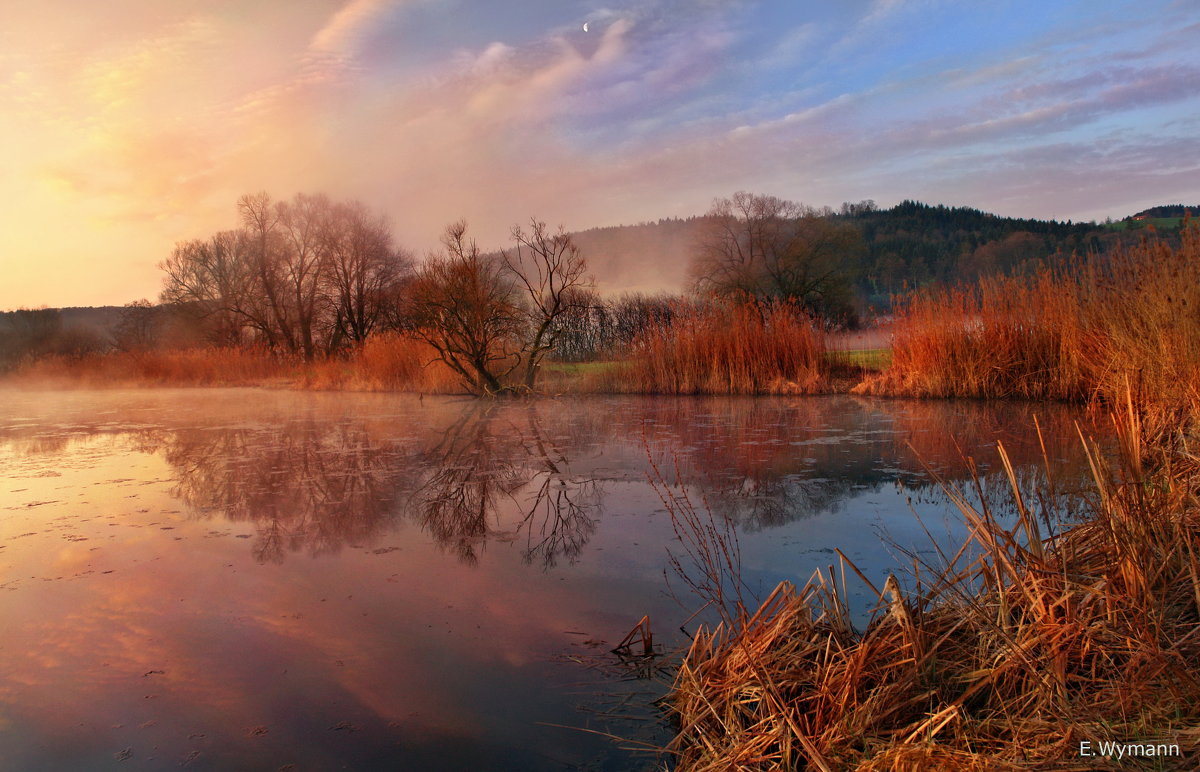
left=0, top=389, right=1095, bottom=770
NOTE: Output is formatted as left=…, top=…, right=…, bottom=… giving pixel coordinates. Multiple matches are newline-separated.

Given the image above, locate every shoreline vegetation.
left=4, top=226, right=1197, bottom=768
left=667, top=396, right=1200, bottom=770
left=5, top=225, right=1193, bottom=405
left=660, top=227, right=1199, bottom=770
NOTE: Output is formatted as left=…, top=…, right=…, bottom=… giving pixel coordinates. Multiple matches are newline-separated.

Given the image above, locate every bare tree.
left=159, top=230, right=255, bottom=345
left=407, top=221, right=524, bottom=395
left=237, top=192, right=295, bottom=353
left=111, top=300, right=163, bottom=352
left=407, top=219, right=595, bottom=396
left=548, top=287, right=608, bottom=362
left=163, top=192, right=412, bottom=358
left=503, top=220, right=592, bottom=389
left=323, top=200, right=412, bottom=348
left=273, top=193, right=334, bottom=360
left=691, top=191, right=864, bottom=319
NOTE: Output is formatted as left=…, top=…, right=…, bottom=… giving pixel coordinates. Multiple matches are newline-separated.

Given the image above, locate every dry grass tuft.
left=669, top=399, right=1200, bottom=770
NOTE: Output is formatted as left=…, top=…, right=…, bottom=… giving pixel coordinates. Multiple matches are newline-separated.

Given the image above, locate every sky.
left=2, top=0, right=1198, bottom=309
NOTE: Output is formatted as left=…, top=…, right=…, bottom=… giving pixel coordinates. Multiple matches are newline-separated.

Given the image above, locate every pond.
left=0, top=389, right=1097, bottom=770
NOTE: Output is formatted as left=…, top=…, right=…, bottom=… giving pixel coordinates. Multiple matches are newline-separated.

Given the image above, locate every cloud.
left=751, top=22, right=820, bottom=71
left=729, top=92, right=860, bottom=138
left=924, top=64, right=1200, bottom=147
left=862, top=0, right=910, bottom=25
left=2, top=0, right=1198, bottom=308
left=310, top=0, right=404, bottom=57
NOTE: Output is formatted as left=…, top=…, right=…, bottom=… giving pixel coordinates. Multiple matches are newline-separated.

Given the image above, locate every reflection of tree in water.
left=131, top=403, right=602, bottom=567
left=135, top=423, right=415, bottom=563
left=701, top=474, right=852, bottom=531
left=2, top=432, right=77, bottom=456
left=18, top=392, right=1096, bottom=563
left=411, top=404, right=599, bottom=567
left=636, top=397, right=1096, bottom=531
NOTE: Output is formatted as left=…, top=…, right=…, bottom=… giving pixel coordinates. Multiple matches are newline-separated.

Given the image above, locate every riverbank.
left=0, top=339, right=880, bottom=396
left=665, top=226, right=1200, bottom=770
left=668, top=396, right=1200, bottom=770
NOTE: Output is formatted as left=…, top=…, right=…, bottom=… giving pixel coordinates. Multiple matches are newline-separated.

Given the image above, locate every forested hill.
left=1131, top=204, right=1198, bottom=218
left=568, top=201, right=1129, bottom=302
left=840, top=201, right=1108, bottom=302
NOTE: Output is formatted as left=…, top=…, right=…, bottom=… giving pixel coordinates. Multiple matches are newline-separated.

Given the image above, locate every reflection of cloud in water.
left=0, top=390, right=1105, bottom=770
left=0, top=507, right=648, bottom=770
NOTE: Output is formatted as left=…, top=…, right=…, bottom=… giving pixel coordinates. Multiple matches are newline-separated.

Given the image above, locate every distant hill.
left=13, top=202, right=1184, bottom=328
left=1129, top=204, right=1198, bottom=219
left=839, top=201, right=1110, bottom=303
left=564, top=201, right=1122, bottom=305
left=0, top=306, right=123, bottom=338
left=59, top=306, right=125, bottom=333
left=0, top=306, right=124, bottom=369
left=568, top=217, right=703, bottom=296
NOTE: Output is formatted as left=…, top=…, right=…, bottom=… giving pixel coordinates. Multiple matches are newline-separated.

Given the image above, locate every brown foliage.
left=407, top=221, right=525, bottom=395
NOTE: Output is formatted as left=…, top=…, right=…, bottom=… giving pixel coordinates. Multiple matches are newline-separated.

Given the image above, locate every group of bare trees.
left=550, top=293, right=688, bottom=362
left=407, top=219, right=592, bottom=395
left=160, top=194, right=594, bottom=395
left=160, top=192, right=410, bottom=359
left=690, top=191, right=865, bottom=321
left=151, top=188, right=867, bottom=396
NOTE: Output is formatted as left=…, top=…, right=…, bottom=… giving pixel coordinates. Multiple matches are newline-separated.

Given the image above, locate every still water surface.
left=0, top=389, right=1094, bottom=770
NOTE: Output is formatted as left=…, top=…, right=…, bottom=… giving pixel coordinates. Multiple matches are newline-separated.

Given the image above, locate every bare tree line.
left=0, top=189, right=869, bottom=392
left=159, top=194, right=601, bottom=394
left=160, top=192, right=410, bottom=359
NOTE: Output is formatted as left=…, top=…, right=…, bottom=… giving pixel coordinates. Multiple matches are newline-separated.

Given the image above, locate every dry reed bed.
left=857, top=225, right=1200, bottom=419
left=612, top=303, right=828, bottom=395
left=669, top=403, right=1200, bottom=770
left=5, top=334, right=460, bottom=392
left=9, top=346, right=294, bottom=387
left=10, top=302, right=829, bottom=396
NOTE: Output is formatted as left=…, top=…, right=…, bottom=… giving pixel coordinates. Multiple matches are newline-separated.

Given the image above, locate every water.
left=0, top=389, right=1095, bottom=770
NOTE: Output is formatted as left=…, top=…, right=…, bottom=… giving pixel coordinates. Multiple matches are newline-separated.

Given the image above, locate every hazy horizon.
left=3, top=0, right=1198, bottom=310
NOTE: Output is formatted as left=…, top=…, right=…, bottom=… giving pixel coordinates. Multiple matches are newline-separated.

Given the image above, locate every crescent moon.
left=583, top=22, right=589, bottom=32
